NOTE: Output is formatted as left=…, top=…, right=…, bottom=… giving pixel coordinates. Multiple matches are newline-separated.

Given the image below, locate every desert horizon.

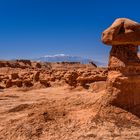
left=0, top=0, right=140, bottom=140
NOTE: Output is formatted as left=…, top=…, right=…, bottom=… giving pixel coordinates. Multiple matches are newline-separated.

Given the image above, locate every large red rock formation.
left=102, top=18, right=140, bottom=117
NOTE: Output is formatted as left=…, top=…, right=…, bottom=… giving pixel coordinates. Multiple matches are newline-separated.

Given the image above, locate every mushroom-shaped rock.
left=102, top=18, right=140, bottom=117
left=102, top=18, right=140, bottom=46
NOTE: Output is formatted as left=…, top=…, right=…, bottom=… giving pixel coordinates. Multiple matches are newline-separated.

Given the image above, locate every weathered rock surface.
left=12, top=80, right=23, bottom=87
left=102, top=18, right=140, bottom=117
left=10, top=73, right=19, bottom=80
left=33, top=71, right=40, bottom=82
left=102, top=18, right=140, bottom=46
left=0, top=60, right=107, bottom=89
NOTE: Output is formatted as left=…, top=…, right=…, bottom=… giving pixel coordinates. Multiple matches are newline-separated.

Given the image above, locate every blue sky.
left=0, top=0, right=140, bottom=63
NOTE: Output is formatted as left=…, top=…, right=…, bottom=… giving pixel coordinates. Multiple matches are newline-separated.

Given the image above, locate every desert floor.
left=0, top=86, right=139, bottom=140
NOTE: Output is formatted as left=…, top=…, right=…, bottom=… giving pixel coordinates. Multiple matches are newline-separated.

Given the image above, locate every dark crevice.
left=118, top=22, right=125, bottom=35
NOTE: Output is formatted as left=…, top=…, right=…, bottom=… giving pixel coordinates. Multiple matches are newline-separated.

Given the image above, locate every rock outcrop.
left=102, top=18, right=140, bottom=46
left=102, top=18, right=140, bottom=117
left=0, top=60, right=107, bottom=89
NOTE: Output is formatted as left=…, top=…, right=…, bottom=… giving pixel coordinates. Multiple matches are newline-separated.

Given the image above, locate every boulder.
left=64, top=71, right=79, bottom=87
left=5, top=80, right=13, bottom=88
left=77, top=75, right=107, bottom=86
left=12, top=80, right=23, bottom=87
left=40, top=80, right=51, bottom=87
left=89, top=81, right=106, bottom=92
left=10, top=73, right=19, bottom=80
left=35, top=62, right=42, bottom=68
left=23, top=80, right=33, bottom=87
left=33, top=71, right=40, bottom=82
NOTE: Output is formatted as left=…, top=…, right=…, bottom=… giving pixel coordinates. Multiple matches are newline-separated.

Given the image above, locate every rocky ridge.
left=0, top=60, right=107, bottom=90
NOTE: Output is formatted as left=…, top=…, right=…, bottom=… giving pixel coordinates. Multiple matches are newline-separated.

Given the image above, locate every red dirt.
left=0, top=86, right=139, bottom=140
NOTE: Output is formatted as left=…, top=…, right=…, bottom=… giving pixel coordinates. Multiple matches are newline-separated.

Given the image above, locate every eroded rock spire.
left=102, top=18, right=140, bottom=117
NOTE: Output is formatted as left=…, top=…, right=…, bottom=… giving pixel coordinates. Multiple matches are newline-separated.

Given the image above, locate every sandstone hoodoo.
left=102, top=18, right=140, bottom=117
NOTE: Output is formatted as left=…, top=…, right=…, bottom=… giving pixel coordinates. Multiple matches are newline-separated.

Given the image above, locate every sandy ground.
left=0, top=87, right=140, bottom=140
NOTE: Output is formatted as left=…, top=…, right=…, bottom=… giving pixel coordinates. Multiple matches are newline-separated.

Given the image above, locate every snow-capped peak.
left=44, top=54, right=69, bottom=58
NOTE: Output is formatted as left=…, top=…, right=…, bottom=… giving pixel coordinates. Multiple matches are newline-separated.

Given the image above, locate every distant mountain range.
left=33, top=54, right=106, bottom=66
left=33, top=54, right=92, bottom=63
